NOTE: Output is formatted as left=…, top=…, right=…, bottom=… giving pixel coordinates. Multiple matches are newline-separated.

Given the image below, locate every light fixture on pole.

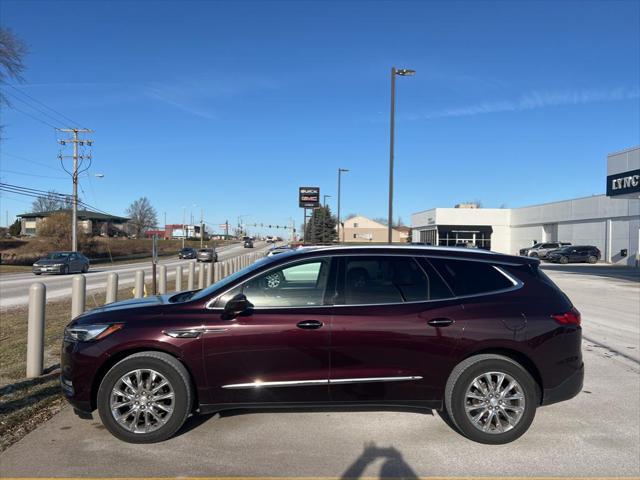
left=388, top=67, right=415, bottom=243
left=337, top=168, right=349, bottom=243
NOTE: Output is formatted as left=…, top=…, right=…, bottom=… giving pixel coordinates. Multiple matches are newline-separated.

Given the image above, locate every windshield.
left=557, top=246, right=572, bottom=253
left=189, top=256, right=275, bottom=302
left=46, top=252, right=70, bottom=259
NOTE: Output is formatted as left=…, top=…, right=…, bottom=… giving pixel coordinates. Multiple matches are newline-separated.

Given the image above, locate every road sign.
left=299, top=186, right=320, bottom=208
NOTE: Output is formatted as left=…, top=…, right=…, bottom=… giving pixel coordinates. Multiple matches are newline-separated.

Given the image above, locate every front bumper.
left=60, top=338, right=106, bottom=415
left=33, top=265, right=64, bottom=274
left=542, top=362, right=584, bottom=406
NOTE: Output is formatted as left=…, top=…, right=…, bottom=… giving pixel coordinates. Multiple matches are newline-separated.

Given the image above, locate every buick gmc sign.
left=299, top=186, right=320, bottom=208
left=607, top=169, right=640, bottom=197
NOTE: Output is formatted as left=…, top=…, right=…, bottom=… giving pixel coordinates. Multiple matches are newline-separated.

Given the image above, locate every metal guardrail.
left=25, top=250, right=264, bottom=378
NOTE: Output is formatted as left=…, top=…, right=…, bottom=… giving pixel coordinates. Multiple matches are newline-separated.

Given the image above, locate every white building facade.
left=412, top=147, right=640, bottom=267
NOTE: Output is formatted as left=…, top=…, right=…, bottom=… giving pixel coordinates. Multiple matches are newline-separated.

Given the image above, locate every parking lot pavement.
left=1, top=265, right=639, bottom=478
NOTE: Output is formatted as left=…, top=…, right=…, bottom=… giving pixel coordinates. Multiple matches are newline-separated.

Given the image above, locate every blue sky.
left=1, top=0, right=639, bottom=234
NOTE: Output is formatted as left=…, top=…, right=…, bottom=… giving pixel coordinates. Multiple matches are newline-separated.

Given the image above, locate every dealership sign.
left=299, top=186, right=320, bottom=208
left=607, top=169, right=640, bottom=197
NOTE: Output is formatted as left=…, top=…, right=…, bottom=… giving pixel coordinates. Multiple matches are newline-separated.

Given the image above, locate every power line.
left=2, top=89, right=71, bottom=129
left=5, top=84, right=87, bottom=129
left=5, top=103, right=58, bottom=129
left=2, top=152, right=62, bottom=172
left=0, top=168, right=68, bottom=180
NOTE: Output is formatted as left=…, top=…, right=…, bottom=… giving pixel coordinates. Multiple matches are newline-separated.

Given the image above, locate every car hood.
left=34, top=258, right=66, bottom=265
left=74, top=295, right=169, bottom=323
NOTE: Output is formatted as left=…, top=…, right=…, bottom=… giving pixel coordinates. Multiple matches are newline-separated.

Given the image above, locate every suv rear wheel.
left=444, top=354, right=538, bottom=444
left=97, top=351, right=193, bottom=443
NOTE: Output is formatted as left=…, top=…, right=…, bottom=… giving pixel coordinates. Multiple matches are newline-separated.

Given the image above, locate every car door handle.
left=427, top=318, right=454, bottom=327
left=297, top=320, right=324, bottom=330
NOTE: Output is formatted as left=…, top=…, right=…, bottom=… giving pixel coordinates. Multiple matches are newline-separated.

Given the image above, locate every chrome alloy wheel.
left=464, top=371, right=525, bottom=434
left=109, top=369, right=175, bottom=434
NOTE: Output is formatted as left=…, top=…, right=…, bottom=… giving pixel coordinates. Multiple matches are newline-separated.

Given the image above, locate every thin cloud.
left=420, top=87, right=640, bottom=119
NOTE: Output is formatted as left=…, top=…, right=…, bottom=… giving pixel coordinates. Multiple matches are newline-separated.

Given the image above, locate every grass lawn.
left=0, top=282, right=152, bottom=451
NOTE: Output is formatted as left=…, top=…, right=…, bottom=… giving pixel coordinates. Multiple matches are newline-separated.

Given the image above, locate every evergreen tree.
left=304, top=205, right=337, bottom=244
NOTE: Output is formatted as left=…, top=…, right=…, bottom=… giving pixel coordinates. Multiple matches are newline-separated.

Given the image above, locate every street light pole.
left=388, top=66, right=415, bottom=244
left=337, top=168, right=349, bottom=243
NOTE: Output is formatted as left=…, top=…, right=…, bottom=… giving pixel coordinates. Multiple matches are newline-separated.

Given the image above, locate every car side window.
left=216, top=259, right=330, bottom=308
left=340, top=256, right=450, bottom=305
left=427, top=258, right=514, bottom=297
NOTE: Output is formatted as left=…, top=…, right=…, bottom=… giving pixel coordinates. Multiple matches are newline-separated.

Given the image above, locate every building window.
left=353, top=234, right=357, bottom=239
left=353, top=222, right=359, bottom=228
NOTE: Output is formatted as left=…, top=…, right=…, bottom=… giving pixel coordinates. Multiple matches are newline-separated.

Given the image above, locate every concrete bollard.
left=188, top=262, right=195, bottom=290
left=71, top=275, right=86, bottom=319
left=26, top=283, right=45, bottom=378
left=134, top=270, right=145, bottom=298
left=176, top=265, right=183, bottom=291
left=214, top=262, right=220, bottom=282
left=159, top=264, right=167, bottom=294
left=206, top=262, right=213, bottom=285
left=106, top=272, right=118, bottom=304
left=198, top=263, right=205, bottom=289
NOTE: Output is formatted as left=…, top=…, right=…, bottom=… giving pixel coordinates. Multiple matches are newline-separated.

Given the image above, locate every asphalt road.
left=1, top=263, right=638, bottom=477
left=0, top=241, right=271, bottom=309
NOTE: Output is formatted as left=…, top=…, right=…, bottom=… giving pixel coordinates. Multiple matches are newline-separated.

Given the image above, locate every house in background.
left=338, top=215, right=410, bottom=243
left=17, top=209, right=129, bottom=237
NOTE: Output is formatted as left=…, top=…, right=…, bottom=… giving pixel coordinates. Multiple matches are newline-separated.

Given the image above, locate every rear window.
left=427, top=258, right=515, bottom=297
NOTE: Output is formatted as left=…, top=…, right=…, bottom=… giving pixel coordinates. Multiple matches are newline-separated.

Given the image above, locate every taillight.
left=552, top=308, right=581, bottom=326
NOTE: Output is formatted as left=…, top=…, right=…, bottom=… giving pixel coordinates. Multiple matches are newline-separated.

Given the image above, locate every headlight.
left=64, top=323, right=123, bottom=342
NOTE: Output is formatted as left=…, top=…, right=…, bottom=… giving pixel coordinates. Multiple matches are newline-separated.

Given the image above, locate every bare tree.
left=31, top=190, right=68, bottom=212
left=0, top=27, right=28, bottom=107
left=126, top=197, right=158, bottom=237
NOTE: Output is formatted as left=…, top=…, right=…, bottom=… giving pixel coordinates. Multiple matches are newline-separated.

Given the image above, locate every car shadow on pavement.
left=341, top=442, right=419, bottom=479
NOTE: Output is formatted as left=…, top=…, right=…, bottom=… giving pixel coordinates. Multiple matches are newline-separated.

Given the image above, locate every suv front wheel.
left=444, top=354, right=538, bottom=444
left=97, top=351, right=193, bottom=443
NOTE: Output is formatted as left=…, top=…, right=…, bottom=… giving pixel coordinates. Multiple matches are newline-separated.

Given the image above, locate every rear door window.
left=340, top=256, right=452, bottom=305
left=427, top=258, right=515, bottom=297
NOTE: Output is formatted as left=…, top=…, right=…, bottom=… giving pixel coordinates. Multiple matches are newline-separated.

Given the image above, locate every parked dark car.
left=61, top=246, right=582, bottom=445
left=196, top=248, right=217, bottom=262
left=519, top=242, right=571, bottom=258
left=178, top=247, right=196, bottom=259
left=243, top=237, right=254, bottom=248
left=546, top=245, right=601, bottom=264
left=33, top=251, right=89, bottom=275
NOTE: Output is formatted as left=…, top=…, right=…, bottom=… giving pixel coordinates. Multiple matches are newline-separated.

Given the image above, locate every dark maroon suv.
left=61, top=246, right=583, bottom=444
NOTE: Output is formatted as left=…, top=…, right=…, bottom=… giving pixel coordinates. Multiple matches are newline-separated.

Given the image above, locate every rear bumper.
left=541, top=361, right=584, bottom=406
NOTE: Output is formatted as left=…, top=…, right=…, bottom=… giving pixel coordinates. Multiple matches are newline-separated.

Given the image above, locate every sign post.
left=299, top=187, right=320, bottom=245
left=151, top=234, right=158, bottom=295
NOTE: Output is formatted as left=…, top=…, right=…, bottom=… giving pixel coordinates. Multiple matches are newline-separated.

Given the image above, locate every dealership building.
left=411, top=146, right=640, bottom=267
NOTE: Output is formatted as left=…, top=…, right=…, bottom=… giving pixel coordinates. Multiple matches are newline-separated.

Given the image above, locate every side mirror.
left=222, top=293, right=251, bottom=319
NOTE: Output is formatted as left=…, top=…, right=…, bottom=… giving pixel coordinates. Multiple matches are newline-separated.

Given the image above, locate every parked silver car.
left=519, top=242, right=571, bottom=258
left=196, top=248, right=218, bottom=262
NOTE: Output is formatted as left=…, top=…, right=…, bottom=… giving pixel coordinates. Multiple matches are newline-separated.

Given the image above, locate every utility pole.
left=225, top=220, right=229, bottom=239
left=182, top=207, right=186, bottom=248
left=200, top=208, right=204, bottom=248
left=164, top=212, right=167, bottom=238
left=337, top=168, right=349, bottom=243
left=58, top=128, right=93, bottom=252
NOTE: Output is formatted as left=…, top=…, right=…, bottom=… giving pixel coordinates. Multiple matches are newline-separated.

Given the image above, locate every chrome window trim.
left=221, top=376, right=423, bottom=389
left=205, top=253, right=525, bottom=311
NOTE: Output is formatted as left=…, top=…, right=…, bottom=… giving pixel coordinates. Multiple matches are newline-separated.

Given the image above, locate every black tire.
left=62, top=265, right=69, bottom=275
left=560, top=256, right=569, bottom=264
left=444, top=354, right=538, bottom=444
left=587, top=256, right=597, bottom=264
left=33, top=272, right=41, bottom=275
left=436, top=407, right=460, bottom=434
left=82, top=263, right=89, bottom=273
left=97, top=351, right=193, bottom=443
